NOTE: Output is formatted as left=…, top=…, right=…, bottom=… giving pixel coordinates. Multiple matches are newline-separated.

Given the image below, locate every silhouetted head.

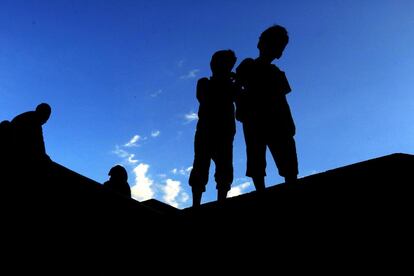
left=35, top=103, right=51, bottom=125
left=257, top=25, right=289, bottom=61
left=0, top=120, right=11, bottom=128
left=210, top=49, right=237, bottom=77
left=108, top=165, right=128, bottom=182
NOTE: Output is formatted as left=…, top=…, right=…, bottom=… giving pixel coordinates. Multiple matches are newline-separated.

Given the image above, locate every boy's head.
left=210, top=49, right=237, bottom=76
left=257, top=25, right=289, bottom=60
left=108, top=165, right=128, bottom=182
left=35, top=103, right=51, bottom=125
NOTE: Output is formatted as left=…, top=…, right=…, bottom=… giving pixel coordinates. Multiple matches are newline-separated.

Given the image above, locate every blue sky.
left=1, top=0, right=413, bottom=209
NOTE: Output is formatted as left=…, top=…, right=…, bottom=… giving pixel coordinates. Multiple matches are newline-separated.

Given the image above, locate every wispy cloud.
left=158, top=173, right=167, bottom=179
left=228, top=182, right=251, bottom=198
left=124, top=134, right=141, bottom=147
left=171, top=166, right=193, bottom=176
left=150, top=89, right=162, bottom=98
left=131, top=163, right=154, bottom=201
left=113, top=146, right=129, bottom=159
left=177, top=59, right=185, bottom=68
left=113, top=146, right=139, bottom=165
left=127, top=154, right=138, bottom=164
left=151, top=130, right=160, bottom=138
left=180, top=69, right=199, bottom=79
left=184, top=112, right=198, bottom=123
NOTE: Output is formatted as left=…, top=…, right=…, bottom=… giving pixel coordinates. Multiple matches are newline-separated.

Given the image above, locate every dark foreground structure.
left=2, top=153, right=413, bottom=261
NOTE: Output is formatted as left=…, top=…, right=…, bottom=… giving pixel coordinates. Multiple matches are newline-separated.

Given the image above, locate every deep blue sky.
left=1, top=0, right=413, bottom=208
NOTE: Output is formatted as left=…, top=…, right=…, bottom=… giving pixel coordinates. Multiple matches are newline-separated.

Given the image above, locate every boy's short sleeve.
left=279, top=70, right=292, bottom=95
left=196, top=77, right=209, bottom=102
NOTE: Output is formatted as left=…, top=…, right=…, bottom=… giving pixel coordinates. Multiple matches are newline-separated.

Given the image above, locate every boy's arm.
left=272, top=66, right=292, bottom=95
left=234, top=59, right=255, bottom=122
left=196, top=77, right=209, bottom=103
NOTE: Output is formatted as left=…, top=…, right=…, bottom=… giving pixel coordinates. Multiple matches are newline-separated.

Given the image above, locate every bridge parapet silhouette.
left=2, top=153, right=413, bottom=250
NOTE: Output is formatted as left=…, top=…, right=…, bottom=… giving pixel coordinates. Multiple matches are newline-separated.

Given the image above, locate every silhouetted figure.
left=103, top=165, right=131, bottom=198
left=9, top=103, right=52, bottom=184
left=189, top=50, right=238, bottom=207
left=236, top=25, right=299, bottom=192
left=11, top=103, right=52, bottom=162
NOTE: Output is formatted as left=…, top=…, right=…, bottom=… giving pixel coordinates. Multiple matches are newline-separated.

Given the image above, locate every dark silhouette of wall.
left=2, top=153, right=412, bottom=257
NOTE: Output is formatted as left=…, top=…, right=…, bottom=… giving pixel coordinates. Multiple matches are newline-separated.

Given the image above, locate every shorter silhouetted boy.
left=189, top=50, right=238, bottom=207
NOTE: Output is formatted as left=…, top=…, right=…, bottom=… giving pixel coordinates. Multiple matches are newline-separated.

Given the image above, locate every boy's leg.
left=268, top=135, right=299, bottom=184
left=213, top=135, right=234, bottom=203
left=217, top=188, right=228, bottom=203
left=189, top=131, right=211, bottom=207
left=192, top=187, right=203, bottom=207
left=252, top=176, right=265, bottom=192
left=243, top=122, right=267, bottom=191
left=188, top=167, right=208, bottom=207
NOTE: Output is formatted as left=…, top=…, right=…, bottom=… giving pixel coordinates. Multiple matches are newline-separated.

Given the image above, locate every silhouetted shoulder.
left=236, top=58, right=255, bottom=81
left=11, top=111, right=38, bottom=125
left=236, top=58, right=255, bottom=71
left=197, top=77, right=209, bottom=89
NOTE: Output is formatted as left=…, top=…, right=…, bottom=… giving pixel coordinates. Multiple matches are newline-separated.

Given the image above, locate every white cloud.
left=180, top=69, right=199, bottom=79
left=150, top=89, right=162, bottom=98
left=180, top=192, right=190, bottom=203
left=228, top=182, right=251, bottom=198
left=151, top=130, right=160, bottom=137
left=162, top=179, right=181, bottom=208
left=124, top=134, right=141, bottom=147
left=184, top=112, right=198, bottom=123
left=131, top=163, right=154, bottom=201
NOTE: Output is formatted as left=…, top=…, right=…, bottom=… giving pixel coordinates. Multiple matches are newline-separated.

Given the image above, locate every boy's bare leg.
left=217, top=188, right=228, bottom=203
left=252, top=176, right=265, bottom=192
left=192, top=187, right=203, bottom=207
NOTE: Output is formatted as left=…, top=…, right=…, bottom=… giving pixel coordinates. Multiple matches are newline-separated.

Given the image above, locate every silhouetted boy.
left=9, top=103, right=52, bottom=183
left=103, top=165, right=131, bottom=198
left=236, top=25, right=298, bottom=192
left=11, top=103, right=52, bottom=162
left=189, top=50, right=238, bottom=207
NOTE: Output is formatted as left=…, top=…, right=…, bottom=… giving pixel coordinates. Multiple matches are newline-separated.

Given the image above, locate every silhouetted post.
left=236, top=25, right=299, bottom=191
left=189, top=50, right=239, bottom=207
left=103, top=165, right=131, bottom=198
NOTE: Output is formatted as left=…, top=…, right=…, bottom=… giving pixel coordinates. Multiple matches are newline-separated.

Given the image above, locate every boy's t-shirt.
left=196, top=75, right=237, bottom=137
left=236, top=58, right=295, bottom=136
